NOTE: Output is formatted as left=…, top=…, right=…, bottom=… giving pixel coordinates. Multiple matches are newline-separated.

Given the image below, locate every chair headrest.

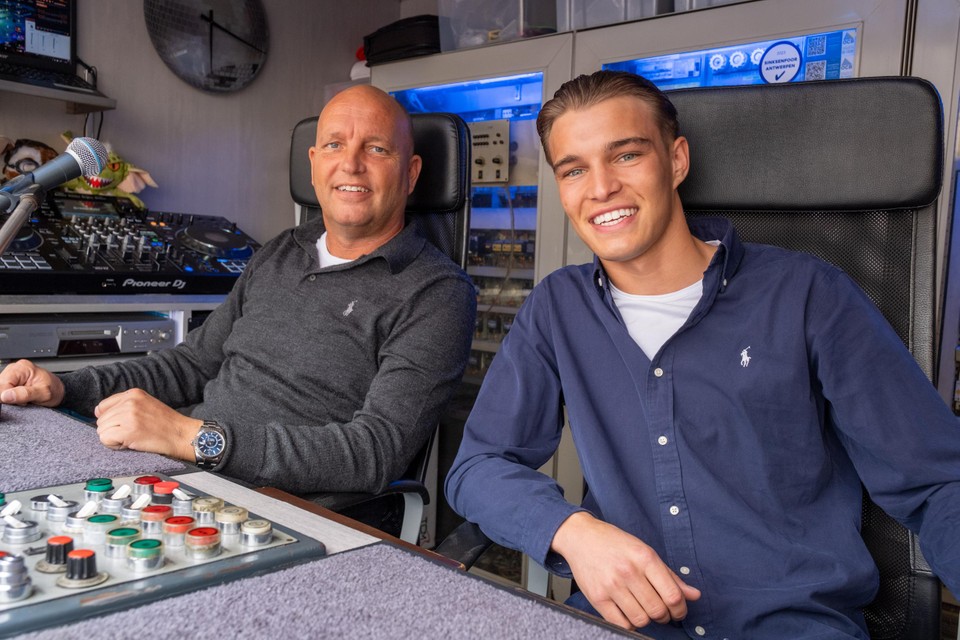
left=290, top=111, right=469, bottom=215
left=672, top=77, right=943, bottom=211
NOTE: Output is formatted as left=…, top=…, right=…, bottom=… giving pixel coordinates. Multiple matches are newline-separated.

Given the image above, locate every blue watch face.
left=197, top=431, right=225, bottom=457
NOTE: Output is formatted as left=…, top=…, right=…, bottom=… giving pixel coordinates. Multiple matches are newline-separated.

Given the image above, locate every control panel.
left=0, top=473, right=326, bottom=636
left=468, top=120, right=511, bottom=184
left=0, top=192, right=260, bottom=295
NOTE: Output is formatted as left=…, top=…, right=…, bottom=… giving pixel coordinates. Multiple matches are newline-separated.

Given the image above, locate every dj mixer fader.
left=0, top=474, right=326, bottom=636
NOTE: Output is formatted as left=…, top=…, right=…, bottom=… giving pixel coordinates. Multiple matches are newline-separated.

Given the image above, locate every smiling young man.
left=445, top=71, right=960, bottom=639
left=1, top=85, right=476, bottom=508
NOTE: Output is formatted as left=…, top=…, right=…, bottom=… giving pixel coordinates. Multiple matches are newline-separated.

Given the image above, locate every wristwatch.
left=191, top=421, right=227, bottom=470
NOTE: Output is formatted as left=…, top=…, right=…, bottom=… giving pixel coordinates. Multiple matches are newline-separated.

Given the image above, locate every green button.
left=88, top=514, right=118, bottom=524
left=85, top=478, right=114, bottom=491
left=128, top=538, right=163, bottom=558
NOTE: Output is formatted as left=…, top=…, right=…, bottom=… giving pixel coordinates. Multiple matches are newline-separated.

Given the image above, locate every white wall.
left=400, top=0, right=438, bottom=18
left=0, top=0, right=401, bottom=244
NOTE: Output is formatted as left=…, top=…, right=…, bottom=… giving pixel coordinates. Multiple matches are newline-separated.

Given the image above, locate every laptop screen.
left=0, top=0, right=76, bottom=73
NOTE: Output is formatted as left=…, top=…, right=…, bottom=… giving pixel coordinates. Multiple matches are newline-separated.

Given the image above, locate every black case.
left=363, top=14, right=442, bottom=65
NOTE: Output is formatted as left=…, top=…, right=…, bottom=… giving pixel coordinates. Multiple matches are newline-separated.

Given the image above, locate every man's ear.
left=672, top=136, right=690, bottom=189
left=407, top=154, right=423, bottom=195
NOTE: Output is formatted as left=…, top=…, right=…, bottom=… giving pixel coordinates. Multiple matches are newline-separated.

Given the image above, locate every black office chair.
left=438, top=77, right=945, bottom=639
left=672, top=76, right=944, bottom=640
left=288, top=110, right=471, bottom=544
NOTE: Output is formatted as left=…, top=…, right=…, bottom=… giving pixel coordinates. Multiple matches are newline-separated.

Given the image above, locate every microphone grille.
left=67, top=137, right=108, bottom=177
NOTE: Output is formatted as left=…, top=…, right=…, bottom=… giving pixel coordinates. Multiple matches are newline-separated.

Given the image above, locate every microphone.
left=0, top=137, right=108, bottom=212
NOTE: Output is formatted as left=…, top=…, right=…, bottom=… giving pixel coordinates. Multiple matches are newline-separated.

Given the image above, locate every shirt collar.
left=591, top=216, right=744, bottom=296
left=294, top=216, right=427, bottom=275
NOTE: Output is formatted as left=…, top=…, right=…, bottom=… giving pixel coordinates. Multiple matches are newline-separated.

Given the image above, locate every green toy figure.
left=60, top=131, right=158, bottom=209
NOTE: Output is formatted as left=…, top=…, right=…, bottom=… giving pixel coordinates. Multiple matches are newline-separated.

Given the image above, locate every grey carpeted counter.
left=0, top=404, right=186, bottom=491
left=0, top=405, right=642, bottom=639
left=16, top=543, right=636, bottom=640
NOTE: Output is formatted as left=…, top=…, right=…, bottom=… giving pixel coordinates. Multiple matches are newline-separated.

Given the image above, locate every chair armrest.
left=302, top=480, right=430, bottom=512
left=435, top=520, right=494, bottom=569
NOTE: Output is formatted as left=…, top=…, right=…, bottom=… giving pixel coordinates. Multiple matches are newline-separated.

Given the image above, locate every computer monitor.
left=0, top=0, right=76, bottom=74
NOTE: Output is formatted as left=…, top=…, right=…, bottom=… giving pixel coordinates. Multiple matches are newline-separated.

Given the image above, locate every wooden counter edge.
left=255, top=486, right=465, bottom=571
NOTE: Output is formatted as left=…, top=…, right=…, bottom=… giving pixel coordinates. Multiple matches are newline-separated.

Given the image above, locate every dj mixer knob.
left=57, top=549, right=109, bottom=588
left=36, top=535, right=74, bottom=573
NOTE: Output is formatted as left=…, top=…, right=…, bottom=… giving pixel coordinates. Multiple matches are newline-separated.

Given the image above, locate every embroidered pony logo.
left=343, top=300, right=357, bottom=317
left=740, top=346, right=752, bottom=368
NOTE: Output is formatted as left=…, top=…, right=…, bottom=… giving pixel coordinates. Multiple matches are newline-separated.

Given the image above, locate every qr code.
left=806, top=35, right=826, bottom=56
left=805, top=60, right=827, bottom=80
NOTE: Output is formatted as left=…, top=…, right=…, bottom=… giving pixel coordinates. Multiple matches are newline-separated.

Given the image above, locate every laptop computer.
left=0, top=0, right=106, bottom=97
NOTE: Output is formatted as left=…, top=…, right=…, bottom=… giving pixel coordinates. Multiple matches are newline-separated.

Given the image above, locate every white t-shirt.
left=610, top=278, right=703, bottom=360
left=316, top=232, right=354, bottom=268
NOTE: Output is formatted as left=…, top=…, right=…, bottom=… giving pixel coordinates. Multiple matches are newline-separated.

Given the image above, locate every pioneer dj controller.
left=0, top=473, right=326, bottom=636
left=0, top=192, right=261, bottom=295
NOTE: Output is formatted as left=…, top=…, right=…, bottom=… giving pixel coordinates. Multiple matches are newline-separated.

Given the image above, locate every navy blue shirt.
left=446, top=218, right=960, bottom=639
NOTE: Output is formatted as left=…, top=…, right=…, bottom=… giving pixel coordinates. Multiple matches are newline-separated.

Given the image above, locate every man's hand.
left=0, top=359, right=65, bottom=407
left=94, top=388, right=201, bottom=462
left=551, top=511, right=701, bottom=630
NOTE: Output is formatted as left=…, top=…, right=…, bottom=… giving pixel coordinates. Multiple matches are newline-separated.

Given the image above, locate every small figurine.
left=0, top=137, right=59, bottom=184
left=59, top=131, right=158, bottom=209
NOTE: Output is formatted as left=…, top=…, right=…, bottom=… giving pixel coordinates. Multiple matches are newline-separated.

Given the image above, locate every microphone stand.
left=0, top=184, right=44, bottom=256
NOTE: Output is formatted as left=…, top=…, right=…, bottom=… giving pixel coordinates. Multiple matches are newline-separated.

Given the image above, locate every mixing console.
left=0, top=191, right=260, bottom=295
left=0, top=473, right=326, bottom=636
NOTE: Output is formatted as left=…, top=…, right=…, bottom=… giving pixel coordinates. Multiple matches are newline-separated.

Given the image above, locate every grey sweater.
left=59, top=218, right=476, bottom=495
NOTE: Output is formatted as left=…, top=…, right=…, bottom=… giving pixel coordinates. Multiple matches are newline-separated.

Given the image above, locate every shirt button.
left=695, top=626, right=706, bottom=636
left=679, top=566, right=690, bottom=575
left=657, top=435, right=668, bottom=446
left=654, top=367, right=664, bottom=377
left=669, top=505, right=680, bottom=516
left=308, top=274, right=317, bottom=281
left=722, top=278, right=728, bottom=287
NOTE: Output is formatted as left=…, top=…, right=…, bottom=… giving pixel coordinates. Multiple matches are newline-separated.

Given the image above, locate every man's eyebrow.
left=608, top=136, right=654, bottom=152
left=551, top=153, right=581, bottom=173
left=551, top=136, right=655, bottom=173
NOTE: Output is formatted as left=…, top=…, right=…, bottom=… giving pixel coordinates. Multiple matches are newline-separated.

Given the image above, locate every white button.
left=669, top=505, right=680, bottom=516
left=657, top=436, right=668, bottom=446
left=695, top=626, right=706, bottom=636
left=654, top=367, right=664, bottom=377
left=723, top=278, right=728, bottom=287
left=679, top=566, right=690, bottom=575
left=308, top=274, right=316, bottom=281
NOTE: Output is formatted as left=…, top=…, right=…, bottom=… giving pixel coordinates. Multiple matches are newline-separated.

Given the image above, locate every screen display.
left=391, top=72, right=544, bottom=123
left=603, top=28, right=858, bottom=90
left=0, top=0, right=74, bottom=70
left=56, top=194, right=121, bottom=220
